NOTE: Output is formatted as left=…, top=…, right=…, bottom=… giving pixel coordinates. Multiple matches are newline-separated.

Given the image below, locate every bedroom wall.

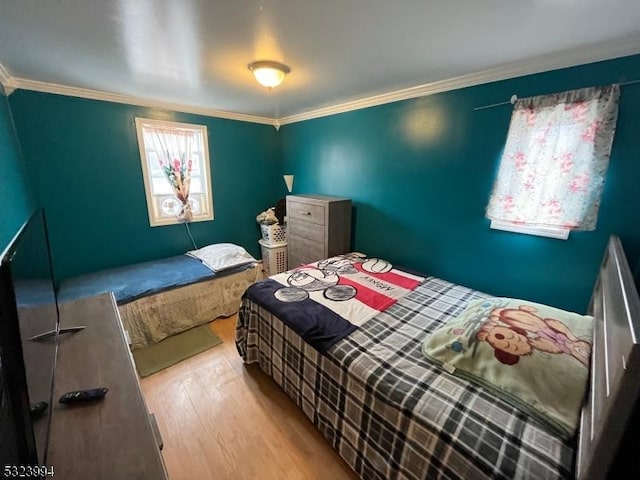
left=8, top=91, right=282, bottom=281
left=280, top=54, right=640, bottom=314
left=0, top=87, right=34, bottom=254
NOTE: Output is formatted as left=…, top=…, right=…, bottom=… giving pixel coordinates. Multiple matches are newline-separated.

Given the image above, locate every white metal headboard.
left=576, top=236, right=640, bottom=479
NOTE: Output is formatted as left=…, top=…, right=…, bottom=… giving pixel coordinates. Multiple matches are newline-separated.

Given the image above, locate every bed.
left=235, top=237, right=640, bottom=479
left=58, top=246, right=262, bottom=349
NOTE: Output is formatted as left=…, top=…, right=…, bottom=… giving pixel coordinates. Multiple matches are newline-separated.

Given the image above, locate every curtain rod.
left=473, top=78, right=640, bottom=111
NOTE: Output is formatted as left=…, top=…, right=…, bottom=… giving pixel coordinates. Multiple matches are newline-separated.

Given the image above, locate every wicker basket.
left=259, top=239, right=288, bottom=276
left=260, top=223, right=287, bottom=244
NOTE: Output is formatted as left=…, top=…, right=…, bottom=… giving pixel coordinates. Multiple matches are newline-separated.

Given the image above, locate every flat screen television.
left=0, top=209, right=59, bottom=468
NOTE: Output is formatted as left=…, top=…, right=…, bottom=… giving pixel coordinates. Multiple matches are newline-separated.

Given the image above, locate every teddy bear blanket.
left=422, top=297, right=593, bottom=439
left=243, top=254, right=424, bottom=353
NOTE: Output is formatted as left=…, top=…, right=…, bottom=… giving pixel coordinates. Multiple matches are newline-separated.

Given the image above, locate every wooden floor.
left=141, top=314, right=359, bottom=480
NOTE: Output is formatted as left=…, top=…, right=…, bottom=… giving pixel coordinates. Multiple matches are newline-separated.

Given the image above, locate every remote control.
left=59, top=387, right=108, bottom=404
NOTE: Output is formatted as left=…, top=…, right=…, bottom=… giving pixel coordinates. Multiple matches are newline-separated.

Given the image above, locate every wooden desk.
left=48, top=293, right=167, bottom=479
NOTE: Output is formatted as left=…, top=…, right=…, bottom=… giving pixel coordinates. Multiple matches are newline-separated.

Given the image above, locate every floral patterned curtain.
left=486, top=85, right=620, bottom=230
left=144, top=126, right=195, bottom=222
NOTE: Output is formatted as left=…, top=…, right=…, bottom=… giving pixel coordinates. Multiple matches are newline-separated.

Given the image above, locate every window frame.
left=135, top=117, right=214, bottom=227
left=490, top=220, right=570, bottom=240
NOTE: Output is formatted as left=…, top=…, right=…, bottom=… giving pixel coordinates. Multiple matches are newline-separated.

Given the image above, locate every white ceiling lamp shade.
left=248, top=60, right=291, bottom=90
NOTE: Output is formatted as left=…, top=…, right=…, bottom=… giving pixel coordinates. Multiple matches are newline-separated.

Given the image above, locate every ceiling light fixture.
left=248, top=60, right=291, bottom=90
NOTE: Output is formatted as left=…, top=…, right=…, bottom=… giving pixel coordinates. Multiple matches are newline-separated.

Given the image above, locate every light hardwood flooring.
left=141, top=314, right=359, bottom=480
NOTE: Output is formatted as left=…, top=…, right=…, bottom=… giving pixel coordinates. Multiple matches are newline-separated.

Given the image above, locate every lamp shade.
left=248, top=61, right=291, bottom=89
left=283, top=174, right=294, bottom=192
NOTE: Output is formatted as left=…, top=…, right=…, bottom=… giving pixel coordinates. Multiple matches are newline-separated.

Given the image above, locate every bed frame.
left=577, top=236, right=640, bottom=479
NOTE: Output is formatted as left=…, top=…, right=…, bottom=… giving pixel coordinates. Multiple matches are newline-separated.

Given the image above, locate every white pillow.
left=187, top=243, right=257, bottom=272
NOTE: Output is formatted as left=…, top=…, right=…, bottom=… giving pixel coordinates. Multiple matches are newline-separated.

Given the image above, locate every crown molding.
left=11, top=77, right=276, bottom=125
left=3, top=34, right=640, bottom=124
left=0, top=62, right=16, bottom=95
left=277, top=34, right=640, bottom=125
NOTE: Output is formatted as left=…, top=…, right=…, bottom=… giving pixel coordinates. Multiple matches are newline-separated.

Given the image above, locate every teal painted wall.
left=0, top=88, right=34, bottom=254
left=9, top=91, right=282, bottom=280
left=280, top=55, right=640, bottom=313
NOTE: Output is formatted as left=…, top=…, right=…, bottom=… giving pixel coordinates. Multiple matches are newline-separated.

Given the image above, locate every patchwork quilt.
left=242, top=253, right=424, bottom=352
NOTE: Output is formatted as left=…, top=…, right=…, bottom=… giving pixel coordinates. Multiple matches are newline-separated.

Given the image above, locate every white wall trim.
left=0, top=62, right=16, bottom=95
left=277, top=34, right=640, bottom=125
left=2, top=33, right=639, bottom=123
left=11, top=77, right=277, bottom=125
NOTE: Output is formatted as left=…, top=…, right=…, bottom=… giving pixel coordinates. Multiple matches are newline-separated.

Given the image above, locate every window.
left=486, top=85, right=619, bottom=239
left=135, top=118, right=214, bottom=226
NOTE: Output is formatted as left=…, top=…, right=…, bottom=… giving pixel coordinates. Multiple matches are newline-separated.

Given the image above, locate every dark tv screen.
left=0, top=209, right=58, bottom=467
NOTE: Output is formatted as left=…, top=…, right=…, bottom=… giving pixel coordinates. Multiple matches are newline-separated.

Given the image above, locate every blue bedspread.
left=57, top=255, right=252, bottom=305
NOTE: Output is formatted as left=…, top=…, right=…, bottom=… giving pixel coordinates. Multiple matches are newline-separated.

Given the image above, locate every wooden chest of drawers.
left=286, top=194, right=352, bottom=267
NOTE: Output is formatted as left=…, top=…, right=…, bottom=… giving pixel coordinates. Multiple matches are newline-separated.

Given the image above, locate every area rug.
left=133, top=324, right=222, bottom=378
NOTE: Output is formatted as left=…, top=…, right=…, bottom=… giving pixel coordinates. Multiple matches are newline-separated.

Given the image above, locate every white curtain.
left=144, top=126, right=195, bottom=222
left=486, top=85, right=619, bottom=230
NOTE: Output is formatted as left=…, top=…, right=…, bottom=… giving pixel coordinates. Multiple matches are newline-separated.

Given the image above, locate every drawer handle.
left=300, top=211, right=311, bottom=216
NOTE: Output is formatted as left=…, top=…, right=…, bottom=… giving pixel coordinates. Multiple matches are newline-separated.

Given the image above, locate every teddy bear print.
left=476, top=305, right=591, bottom=367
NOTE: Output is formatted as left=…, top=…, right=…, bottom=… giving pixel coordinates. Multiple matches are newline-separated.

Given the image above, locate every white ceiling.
left=1, top=0, right=639, bottom=123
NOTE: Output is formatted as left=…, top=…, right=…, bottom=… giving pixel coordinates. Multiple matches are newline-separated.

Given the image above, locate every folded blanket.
left=423, top=297, right=593, bottom=439
left=243, top=253, right=424, bottom=352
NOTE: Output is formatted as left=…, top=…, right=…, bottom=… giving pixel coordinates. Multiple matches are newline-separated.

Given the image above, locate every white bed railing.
left=576, top=236, right=640, bottom=480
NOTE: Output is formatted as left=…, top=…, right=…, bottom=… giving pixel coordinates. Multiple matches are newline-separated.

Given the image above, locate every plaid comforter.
left=236, top=277, right=575, bottom=480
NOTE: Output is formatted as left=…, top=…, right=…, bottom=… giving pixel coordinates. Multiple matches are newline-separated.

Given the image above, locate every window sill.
left=490, top=220, right=570, bottom=240
left=149, top=215, right=213, bottom=227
